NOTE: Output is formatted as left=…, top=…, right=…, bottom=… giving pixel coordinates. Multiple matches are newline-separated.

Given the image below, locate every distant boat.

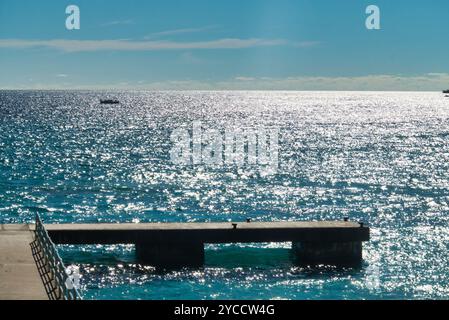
left=443, top=89, right=449, bottom=94
left=100, top=99, right=120, bottom=104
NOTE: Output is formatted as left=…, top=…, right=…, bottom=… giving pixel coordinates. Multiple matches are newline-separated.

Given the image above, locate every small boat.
left=445, top=95, right=449, bottom=98
left=100, top=99, right=120, bottom=104
left=443, top=89, right=449, bottom=94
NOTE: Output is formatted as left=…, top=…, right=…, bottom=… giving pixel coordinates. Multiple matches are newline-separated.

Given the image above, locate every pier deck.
left=0, top=224, right=47, bottom=300
left=45, top=221, right=368, bottom=244
left=45, top=221, right=370, bottom=268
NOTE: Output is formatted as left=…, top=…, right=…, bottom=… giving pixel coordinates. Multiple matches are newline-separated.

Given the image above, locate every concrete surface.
left=0, top=224, right=47, bottom=300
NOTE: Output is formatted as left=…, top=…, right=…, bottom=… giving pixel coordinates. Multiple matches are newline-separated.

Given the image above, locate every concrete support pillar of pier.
left=135, top=242, right=205, bottom=268
left=292, top=242, right=362, bottom=267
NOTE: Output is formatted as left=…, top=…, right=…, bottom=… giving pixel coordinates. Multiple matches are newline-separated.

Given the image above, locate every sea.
left=0, top=90, right=448, bottom=300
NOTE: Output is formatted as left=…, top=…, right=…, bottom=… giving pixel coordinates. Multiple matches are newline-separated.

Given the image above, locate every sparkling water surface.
left=0, top=90, right=448, bottom=299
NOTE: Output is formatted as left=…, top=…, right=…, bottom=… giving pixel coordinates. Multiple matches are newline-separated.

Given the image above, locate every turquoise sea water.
left=0, top=90, right=448, bottom=299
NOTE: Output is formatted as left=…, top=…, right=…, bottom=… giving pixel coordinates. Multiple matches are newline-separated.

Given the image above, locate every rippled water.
left=1, top=90, right=448, bottom=299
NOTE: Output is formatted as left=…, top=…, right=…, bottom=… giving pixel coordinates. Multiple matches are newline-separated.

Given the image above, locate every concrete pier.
left=136, top=241, right=205, bottom=268
left=0, top=220, right=370, bottom=299
left=0, top=224, right=48, bottom=300
left=292, top=241, right=363, bottom=267
left=45, top=221, right=370, bottom=268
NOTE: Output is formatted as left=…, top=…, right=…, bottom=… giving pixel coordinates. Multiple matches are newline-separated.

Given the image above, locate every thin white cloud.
left=127, top=73, right=449, bottom=91
left=0, top=38, right=298, bottom=52
left=237, top=74, right=449, bottom=91
left=215, top=74, right=449, bottom=91
left=235, top=76, right=256, bottom=81
left=145, top=26, right=218, bottom=39
left=5, top=74, right=449, bottom=91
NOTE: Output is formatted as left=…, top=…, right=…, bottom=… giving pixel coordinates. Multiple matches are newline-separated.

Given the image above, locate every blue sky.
left=1, top=0, right=449, bottom=90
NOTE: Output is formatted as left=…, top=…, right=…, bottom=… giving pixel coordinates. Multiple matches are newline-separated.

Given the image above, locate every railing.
left=31, top=213, right=82, bottom=300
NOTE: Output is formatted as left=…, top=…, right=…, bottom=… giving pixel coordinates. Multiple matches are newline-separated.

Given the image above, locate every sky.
left=0, top=0, right=449, bottom=90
